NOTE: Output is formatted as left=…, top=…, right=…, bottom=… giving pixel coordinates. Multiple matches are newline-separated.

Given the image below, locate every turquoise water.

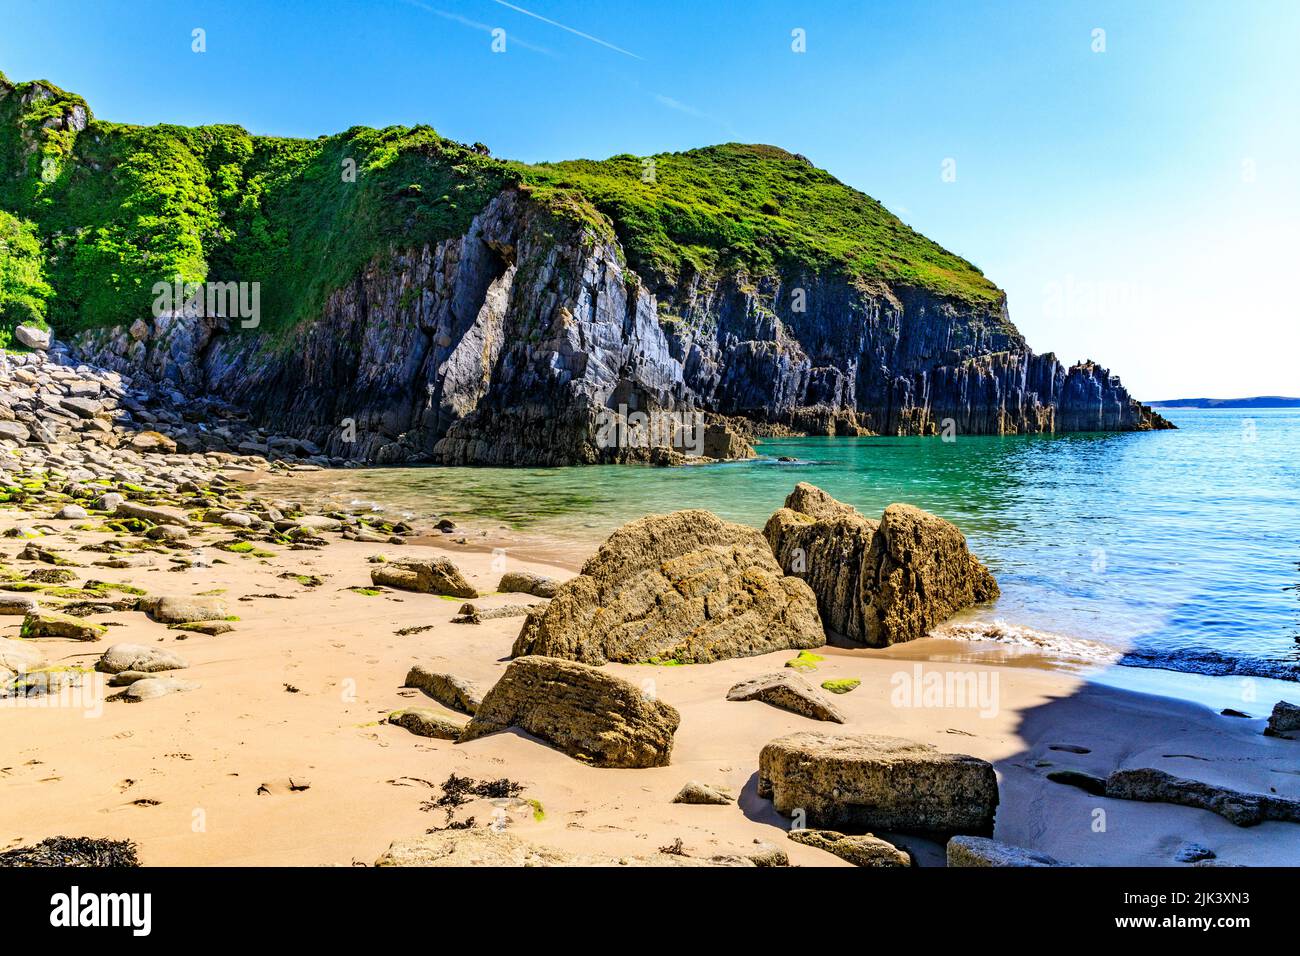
left=309, top=408, right=1300, bottom=683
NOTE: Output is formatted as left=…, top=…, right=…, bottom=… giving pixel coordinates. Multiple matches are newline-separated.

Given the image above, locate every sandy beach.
left=3, top=466, right=1297, bottom=868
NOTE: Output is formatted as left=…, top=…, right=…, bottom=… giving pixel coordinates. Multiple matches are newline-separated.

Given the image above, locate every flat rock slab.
left=372, top=558, right=477, bottom=598
left=20, top=610, right=106, bottom=642
left=458, top=655, right=680, bottom=768
left=946, top=836, right=1071, bottom=867
left=759, top=731, right=998, bottom=835
left=97, top=643, right=189, bottom=675
left=403, top=666, right=483, bottom=715
left=789, top=829, right=912, bottom=867
left=512, top=510, right=823, bottom=665
left=726, top=671, right=845, bottom=723
left=388, top=708, right=467, bottom=740
left=375, top=830, right=754, bottom=867
left=1104, top=768, right=1300, bottom=827
left=115, top=501, right=191, bottom=527
left=139, top=595, right=229, bottom=624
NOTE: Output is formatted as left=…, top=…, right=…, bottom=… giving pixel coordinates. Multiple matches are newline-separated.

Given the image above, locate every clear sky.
left=2, top=0, right=1297, bottom=399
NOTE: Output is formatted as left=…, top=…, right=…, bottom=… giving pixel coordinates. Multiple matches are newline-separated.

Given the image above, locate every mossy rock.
left=821, top=678, right=861, bottom=695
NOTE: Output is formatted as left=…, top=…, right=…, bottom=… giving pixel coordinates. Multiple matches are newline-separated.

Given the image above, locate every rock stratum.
left=1, top=71, right=1172, bottom=467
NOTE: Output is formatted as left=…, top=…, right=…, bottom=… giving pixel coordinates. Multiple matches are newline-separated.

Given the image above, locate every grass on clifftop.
left=525, top=145, right=1000, bottom=303
left=0, top=68, right=1002, bottom=342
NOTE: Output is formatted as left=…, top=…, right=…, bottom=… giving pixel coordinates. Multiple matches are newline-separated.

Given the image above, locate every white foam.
left=930, top=620, right=1123, bottom=666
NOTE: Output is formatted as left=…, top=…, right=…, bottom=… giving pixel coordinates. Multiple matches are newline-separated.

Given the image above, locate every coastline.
left=3, top=462, right=1297, bottom=867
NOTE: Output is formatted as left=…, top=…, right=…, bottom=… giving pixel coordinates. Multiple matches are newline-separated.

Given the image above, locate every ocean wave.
left=932, top=620, right=1300, bottom=683
left=930, top=620, right=1122, bottom=664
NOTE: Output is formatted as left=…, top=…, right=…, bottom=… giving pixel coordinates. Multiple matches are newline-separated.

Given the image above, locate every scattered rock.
left=758, top=731, right=999, bottom=835
left=388, top=708, right=467, bottom=740
left=0, top=594, right=39, bottom=616
left=1265, top=700, right=1300, bottom=737
left=96, top=643, right=189, bottom=674
left=497, top=570, right=561, bottom=599
left=54, top=504, right=89, bottom=520
left=726, top=671, right=845, bottom=722
left=946, top=836, right=1071, bottom=867
left=821, top=678, right=860, bottom=694
left=167, top=620, right=234, bottom=636
left=139, top=595, right=229, bottom=624
left=0, top=637, right=44, bottom=677
left=112, top=676, right=199, bottom=701
left=20, top=610, right=106, bottom=641
left=128, top=430, right=177, bottom=454
left=789, top=829, right=912, bottom=867
left=458, top=656, right=680, bottom=768
left=115, top=501, right=190, bottom=526
left=14, top=324, right=50, bottom=351
left=513, top=510, right=823, bottom=664
left=764, top=483, right=998, bottom=646
left=672, top=781, right=733, bottom=805
left=1175, top=842, right=1216, bottom=863
left=403, top=665, right=483, bottom=715
left=371, top=558, right=477, bottom=598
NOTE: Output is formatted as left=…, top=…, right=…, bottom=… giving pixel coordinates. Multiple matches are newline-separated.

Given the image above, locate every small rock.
left=114, top=676, right=199, bottom=701
left=672, top=781, right=733, bottom=805
left=403, top=665, right=483, bottom=715
left=497, top=570, right=561, bottom=599
left=139, top=595, right=229, bottom=624
left=372, top=558, right=477, bottom=598
left=54, top=504, right=89, bottom=520
left=946, top=836, right=1071, bottom=867
left=1175, top=842, right=1216, bottom=863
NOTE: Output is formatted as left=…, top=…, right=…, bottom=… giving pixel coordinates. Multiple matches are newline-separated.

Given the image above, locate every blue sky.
left=2, top=0, right=1297, bottom=398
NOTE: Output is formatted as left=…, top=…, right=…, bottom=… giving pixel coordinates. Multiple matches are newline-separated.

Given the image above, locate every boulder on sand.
left=139, top=595, right=229, bottom=624
left=1265, top=700, right=1300, bottom=737
left=512, top=510, right=823, bottom=664
left=726, top=671, right=845, bottom=723
left=458, top=656, right=680, bottom=768
left=403, top=665, right=483, bottom=715
left=758, top=731, right=999, bottom=835
left=497, top=570, right=560, bottom=599
left=20, top=610, right=106, bottom=642
left=764, top=483, right=998, bottom=646
left=372, top=558, right=477, bottom=598
left=96, top=643, right=188, bottom=675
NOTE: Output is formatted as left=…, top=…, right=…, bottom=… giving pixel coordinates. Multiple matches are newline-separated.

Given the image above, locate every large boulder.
left=458, top=656, right=680, bottom=768
left=14, top=324, right=50, bottom=350
left=512, top=510, right=823, bottom=664
left=372, top=558, right=477, bottom=598
left=1265, top=700, right=1300, bottom=736
left=764, top=483, right=998, bottom=646
left=758, top=731, right=998, bottom=835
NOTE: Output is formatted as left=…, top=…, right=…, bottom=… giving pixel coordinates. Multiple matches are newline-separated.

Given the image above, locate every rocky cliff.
left=3, top=71, right=1171, bottom=466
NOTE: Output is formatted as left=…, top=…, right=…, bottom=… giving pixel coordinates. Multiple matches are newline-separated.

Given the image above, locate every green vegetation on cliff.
left=0, top=69, right=1001, bottom=341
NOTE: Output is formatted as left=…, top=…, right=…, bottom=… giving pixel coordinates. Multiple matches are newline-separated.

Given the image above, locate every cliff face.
left=3, top=71, right=1169, bottom=464
left=74, top=184, right=1169, bottom=465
